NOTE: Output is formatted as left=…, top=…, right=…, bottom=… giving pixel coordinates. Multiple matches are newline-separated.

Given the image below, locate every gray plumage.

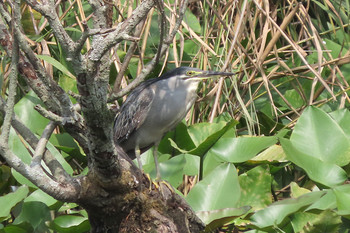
left=113, top=67, right=234, bottom=178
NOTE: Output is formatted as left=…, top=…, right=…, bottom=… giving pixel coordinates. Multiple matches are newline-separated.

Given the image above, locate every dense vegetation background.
left=1, top=0, right=350, bottom=232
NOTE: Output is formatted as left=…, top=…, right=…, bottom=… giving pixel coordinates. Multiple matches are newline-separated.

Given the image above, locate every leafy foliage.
left=1, top=0, right=350, bottom=232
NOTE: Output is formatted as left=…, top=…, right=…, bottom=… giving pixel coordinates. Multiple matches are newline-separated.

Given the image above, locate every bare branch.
left=25, top=0, right=77, bottom=57
left=0, top=0, right=19, bottom=143
left=88, top=0, right=155, bottom=61
left=0, top=143, right=80, bottom=201
left=108, top=0, right=189, bottom=101
left=0, top=98, right=74, bottom=184
left=30, top=121, right=58, bottom=167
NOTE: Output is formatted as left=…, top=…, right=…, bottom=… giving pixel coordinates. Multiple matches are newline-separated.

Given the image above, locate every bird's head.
left=159, top=67, right=235, bottom=82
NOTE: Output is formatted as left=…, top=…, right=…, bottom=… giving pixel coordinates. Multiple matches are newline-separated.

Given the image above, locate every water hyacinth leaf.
left=48, top=215, right=90, bottom=233
left=280, top=138, right=347, bottom=188
left=209, top=136, right=277, bottom=163
left=250, top=191, right=325, bottom=229
left=186, top=163, right=240, bottom=213
left=238, top=165, right=273, bottom=210
left=200, top=206, right=251, bottom=231
left=291, top=106, right=350, bottom=166
left=329, top=109, right=350, bottom=139
left=333, top=184, right=350, bottom=215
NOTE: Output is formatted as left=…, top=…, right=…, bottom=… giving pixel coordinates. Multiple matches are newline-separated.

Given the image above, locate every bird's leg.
left=153, top=142, right=161, bottom=181
left=152, top=142, right=174, bottom=194
left=135, top=144, right=143, bottom=170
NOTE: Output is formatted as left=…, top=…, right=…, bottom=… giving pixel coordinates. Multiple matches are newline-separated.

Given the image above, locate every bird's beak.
left=193, top=70, right=235, bottom=79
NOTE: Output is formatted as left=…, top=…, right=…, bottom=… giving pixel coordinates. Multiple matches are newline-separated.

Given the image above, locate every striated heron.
left=113, top=67, right=234, bottom=180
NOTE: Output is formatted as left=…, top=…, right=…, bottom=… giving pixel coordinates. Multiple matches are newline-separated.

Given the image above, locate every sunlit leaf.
left=48, top=215, right=90, bottom=233
left=281, top=138, right=347, bottom=187
left=291, top=106, right=350, bottom=166
left=201, top=206, right=251, bottom=231
left=250, top=191, right=325, bottom=229
left=238, top=165, right=273, bottom=210
left=186, top=163, right=240, bottom=213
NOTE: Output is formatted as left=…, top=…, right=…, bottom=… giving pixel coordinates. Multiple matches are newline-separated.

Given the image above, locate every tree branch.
left=30, top=121, right=58, bottom=167
left=0, top=98, right=74, bottom=184
left=87, top=0, right=155, bottom=61
left=0, top=0, right=80, bottom=202
left=108, top=0, right=189, bottom=101
left=0, top=0, right=19, bottom=143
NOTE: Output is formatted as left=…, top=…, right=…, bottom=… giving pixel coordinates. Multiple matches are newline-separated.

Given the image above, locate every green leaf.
left=280, top=138, right=347, bottom=188
left=2, top=222, right=33, bottom=233
left=183, top=10, right=201, bottom=33
left=290, top=210, right=341, bottom=233
left=24, top=189, right=59, bottom=209
left=291, top=106, right=350, bottom=167
left=10, top=91, right=73, bottom=186
left=208, top=136, right=277, bottom=163
left=306, top=190, right=336, bottom=211
left=0, top=186, right=29, bottom=221
left=49, top=215, right=90, bottom=233
left=186, top=163, right=240, bottom=214
left=188, top=120, right=238, bottom=156
left=290, top=182, right=310, bottom=198
left=250, top=191, right=325, bottom=229
left=13, top=201, right=51, bottom=231
left=201, top=206, right=251, bottom=232
left=329, top=109, right=350, bottom=139
left=333, top=184, right=350, bottom=215
left=36, top=54, right=75, bottom=79
left=251, top=144, right=287, bottom=163
left=238, top=165, right=273, bottom=210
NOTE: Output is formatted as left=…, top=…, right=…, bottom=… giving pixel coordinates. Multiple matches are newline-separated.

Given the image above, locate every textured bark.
left=0, top=0, right=204, bottom=232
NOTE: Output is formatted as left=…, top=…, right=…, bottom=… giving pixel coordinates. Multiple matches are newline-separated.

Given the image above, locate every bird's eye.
left=186, top=71, right=194, bottom=76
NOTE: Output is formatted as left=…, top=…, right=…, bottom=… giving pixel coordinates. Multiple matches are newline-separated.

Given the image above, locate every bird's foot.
left=145, top=175, right=174, bottom=196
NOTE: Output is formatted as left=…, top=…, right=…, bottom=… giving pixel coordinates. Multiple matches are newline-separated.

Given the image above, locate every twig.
left=31, top=121, right=58, bottom=167
left=108, top=0, right=190, bottom=101
left=0, top=0, right=20, bottom=143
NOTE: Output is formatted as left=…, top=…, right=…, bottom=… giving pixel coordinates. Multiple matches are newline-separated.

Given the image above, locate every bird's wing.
left=113, top=83, right=155, bottom=143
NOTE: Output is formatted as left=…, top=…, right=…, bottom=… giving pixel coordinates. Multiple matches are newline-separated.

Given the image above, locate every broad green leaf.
left=144, top=153, right=199, bottom=188
left=186, top=163, right=240, bottom=213
left=278, top=89, right=305, bottom=110
left=49, top=215, right=90, bottom=233
left=330, top=109, right=350, bottom=139
left=251, top=144, right=287, bottom=163
left=290, top=210, right=341, bottom=233
left=2, top=222, right=33, bottom=233
left=200, top=206, right=251, bottom=231
left=188, top=121, right=229, bottom=147
left=280, top=138, right=347, bottom=187
left=10, top=91, right=73, bottom=186
left=238, top=165, right=273, bottom=210
left=0, top=186, right=29, bottom=221
left=156, top=155, right=186, bottom=187
left=13, top=201, right=51, bottom=231
left=24, top=189, right=59, bottom=209
left=291, top=106, right=350, bottom=166
left=333, top=184, right=350, bottom=215
left=36, top=55, right=75, bottom=79
left=306, top=190, right=337, bottom=211
left=250, top=191, right=325, bottom=229
left=208, top=136, right=277, bottom=163
left=159, top=122, right=196, bottom=153
left=188, top=120, right=238, bottom=156
left=183, top=9, right=201, bottom=33
left=290, top=182, right=310, bottom=198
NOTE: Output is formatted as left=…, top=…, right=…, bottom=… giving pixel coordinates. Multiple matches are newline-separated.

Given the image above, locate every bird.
left=113, top=67, right=234, bottom=181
